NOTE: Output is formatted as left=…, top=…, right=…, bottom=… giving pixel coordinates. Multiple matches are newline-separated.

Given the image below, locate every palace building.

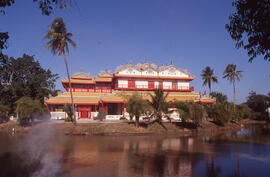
left=45, top=62, right=215, bottom=120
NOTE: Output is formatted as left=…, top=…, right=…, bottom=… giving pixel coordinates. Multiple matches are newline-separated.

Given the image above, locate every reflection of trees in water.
left=204, top=145, right=247, bottom=177
left=206, top=156, right=221, bottom=177
left=125, top=138, right=201, bottom=177
left=229, top=152, right=246, bottom=177
left=60, top=136, right=76, bottom=175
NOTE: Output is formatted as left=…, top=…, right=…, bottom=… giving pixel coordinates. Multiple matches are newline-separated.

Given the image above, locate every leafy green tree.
left=223, top=64, right=243, bottom=106
left=0, top=54, right=58, bottom=112
left=234, top=103, right=252, bottom=121
left=246, top=91, right=270, bottom=120
left=207, top=103, right=234, bottom=126
left=96, top=108, right=107, bottom=121
left=15, top=97, right=45, bottom=125
left=175, top=101, right=190, bottom=122
left=0, top=104, right=10, bottom=122
left=226, top=0, right=270, bottom=62
left=149, top=89, right=169, bottom=123
left=0, top=32, right=8, bottom=51
left=44, top=18, right=76, bottom=124
left=187, top=102, right=205, bottom=126
left=210, top=92, right=228, bottom=104
left=126, top=94, right=150, bottom=127
left=0, top=0, right=68, bottom=16
left=201, top=66, right=218, bottom=94
left=175, top=101, right=205, bottom=126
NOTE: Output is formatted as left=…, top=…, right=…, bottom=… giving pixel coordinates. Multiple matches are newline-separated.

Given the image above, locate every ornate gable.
left=71, top=72, right=92, bottom=79
left=115, top=63, right=141, bottom=75
left=136, top=63, right=158, bottom=76
left=99, top=69, right=112, bottom=77
left=159, top=65, right=190, bottom=77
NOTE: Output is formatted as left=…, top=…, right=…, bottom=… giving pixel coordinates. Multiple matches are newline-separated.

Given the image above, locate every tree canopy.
left=0, top=0, right=69, bottom=16
left=125, top=94, right=150, bottom=127
left=0, top=54, right=58, bottom=112
left=226, top=0, right=270, bottom=62
left=246, top=91, right=270, bottom=120
left=210, top=92, right=228, bottom=104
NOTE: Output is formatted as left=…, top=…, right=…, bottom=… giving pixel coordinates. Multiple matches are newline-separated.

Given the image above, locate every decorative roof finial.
left=145, top=57, right=147, bottom=64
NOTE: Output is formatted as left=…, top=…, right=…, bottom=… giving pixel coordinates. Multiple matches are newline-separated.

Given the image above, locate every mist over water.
left=13, top=122, right=64, bottom=177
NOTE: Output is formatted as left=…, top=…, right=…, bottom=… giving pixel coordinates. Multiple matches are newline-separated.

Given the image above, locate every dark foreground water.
left=0, top=123, right=270, bottom=177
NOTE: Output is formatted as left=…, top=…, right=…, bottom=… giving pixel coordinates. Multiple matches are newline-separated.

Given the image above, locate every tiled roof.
left=98, top=69, right=113, bottom=77
left=45, top=90, right=215, bottom=105
left=71, top=72, right=92, bottom=79
left=45, top=96, right=100, bottom=104
left=94, top=77, right=113, bottom=82
left=62, top=79, right=95, bottom=84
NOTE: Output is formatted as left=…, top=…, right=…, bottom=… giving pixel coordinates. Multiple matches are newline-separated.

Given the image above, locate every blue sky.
left=1, top=0, right=269, bottom=103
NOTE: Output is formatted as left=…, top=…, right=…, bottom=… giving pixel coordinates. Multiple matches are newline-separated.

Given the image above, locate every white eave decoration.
left=114, top=62, right=191, bottom=78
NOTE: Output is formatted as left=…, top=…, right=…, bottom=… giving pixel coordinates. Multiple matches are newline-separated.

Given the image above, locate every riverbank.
left=0, top=119, right=267, bottom=137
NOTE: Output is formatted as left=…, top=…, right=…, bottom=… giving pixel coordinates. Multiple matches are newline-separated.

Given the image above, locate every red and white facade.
left=45, top=62, right=215, bottom=120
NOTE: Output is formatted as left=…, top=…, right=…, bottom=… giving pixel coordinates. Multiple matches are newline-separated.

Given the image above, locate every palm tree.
left=201, top=66, right=218, bottom=94
left=149, top=89, right=169, bottom=123
left=44, top=18, right=77, bottom=124
left=223, top=64, right=243, bottom=106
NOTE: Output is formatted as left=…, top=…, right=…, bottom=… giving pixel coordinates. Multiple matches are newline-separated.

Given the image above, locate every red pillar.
left=106, top=104, right=108, bottom=114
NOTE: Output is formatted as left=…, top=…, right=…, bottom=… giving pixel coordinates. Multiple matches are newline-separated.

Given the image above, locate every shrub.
left=65, top=116, right=72, bottom=122
left=0, top=104, right=10, bottom=123
left=96, top=108, right=106, bottom=121
left=207, top=103, right=234, bottom=126
left=175, top=101, right=205, bottom=126
left=188, top=103, right=205, bottom=126
left=175, top=101, right=190, bottom=122
left=234, top=103, right=252, bottom=121
left=63, top=104, right=73, bottom=122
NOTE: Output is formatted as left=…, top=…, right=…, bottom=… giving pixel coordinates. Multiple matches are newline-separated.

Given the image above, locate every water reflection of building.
left=45, top=62, right=215, bottom=120
left=118, top=138, right=199, bottom=177
left=56, top=136, right=205, bottom=177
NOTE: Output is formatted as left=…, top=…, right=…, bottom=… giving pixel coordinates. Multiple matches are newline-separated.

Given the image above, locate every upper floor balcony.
left=115, top=84, right=194, bottom=92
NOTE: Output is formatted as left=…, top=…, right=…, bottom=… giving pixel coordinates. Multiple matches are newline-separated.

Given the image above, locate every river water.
left=0, top=123, right=270, bottom=177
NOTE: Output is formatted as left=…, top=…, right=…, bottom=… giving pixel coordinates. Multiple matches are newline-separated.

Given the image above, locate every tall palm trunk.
left=63, top=54, right=76, bottom=125
left=208, top=81, right=211, bottom=95
left=233, top=80, right=236, bottom=108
